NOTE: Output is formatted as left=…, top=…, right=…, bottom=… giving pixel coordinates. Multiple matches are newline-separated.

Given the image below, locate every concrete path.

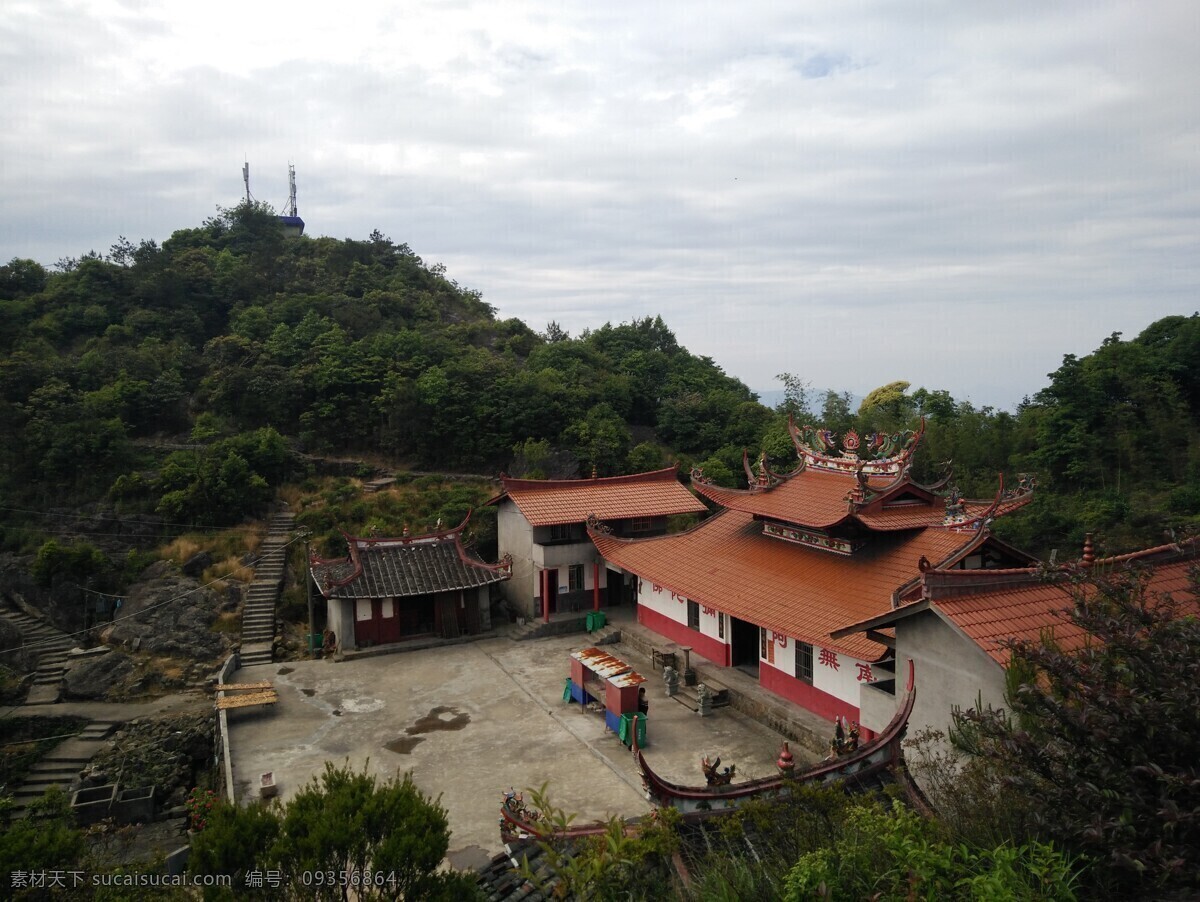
left=4, top=691, right=210, bottom=722
left=240, top=510, right=295, bottom=667
left=227, top=633, right=809, bottom=868
left=4, top=692, right=212, bottom=816
left=2, top=606, right=76, bottom=705
left=8, top=721, right=122, bottom=815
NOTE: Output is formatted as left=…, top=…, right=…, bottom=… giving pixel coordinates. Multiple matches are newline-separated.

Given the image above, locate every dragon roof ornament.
left=788, top=416, right=925, bottom=477
left=941, top=472, right=1037, bottom=531
left=585, top=513, right=613, bottom=535
left=742, top=449, right=783, bottom=491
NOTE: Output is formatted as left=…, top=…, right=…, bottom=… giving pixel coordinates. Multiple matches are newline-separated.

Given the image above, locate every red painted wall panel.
left=759, top=661, right=867, bottom=731
left=637, top=608, right=875, bottom=739
left=637, top=605, right=730, bottom=666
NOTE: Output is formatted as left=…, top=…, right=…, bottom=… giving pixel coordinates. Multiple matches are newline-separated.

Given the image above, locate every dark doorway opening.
left=605, top=568, right=624, bottom=606
left=730, top=617, right=760, bottom=671
left=546, top=568, right=559, bottom=614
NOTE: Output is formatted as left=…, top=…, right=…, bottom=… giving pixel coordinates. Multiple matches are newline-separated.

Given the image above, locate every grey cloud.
left=1, top=1, right=1196, bottom=409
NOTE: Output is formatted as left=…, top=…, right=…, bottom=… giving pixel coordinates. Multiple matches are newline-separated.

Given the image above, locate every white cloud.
left=2, top=0, right=1197, bottom=409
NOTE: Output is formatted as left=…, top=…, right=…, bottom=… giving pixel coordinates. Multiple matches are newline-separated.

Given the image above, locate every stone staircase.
left=509, top=613, right=593, bottom=641
left=9, top=720, right=121, bottom=816
left=2, top=606, right=75, bottom=705
left=238, top=510, right=295, bottom=667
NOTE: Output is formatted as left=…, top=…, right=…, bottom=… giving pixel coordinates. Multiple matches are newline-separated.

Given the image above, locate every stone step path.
left=239, top=510, right=295, bottom=667
left=9, top=720, right=122, bottom=816
left=2, top=606, right=76, bottom=705
left=509, top=613, right=591, bottom=642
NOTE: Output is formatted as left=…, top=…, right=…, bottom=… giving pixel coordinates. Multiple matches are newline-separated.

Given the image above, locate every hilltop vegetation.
left=0, top=203, right=761, bottom=531
left=2, top=203, right=1199, bottom=562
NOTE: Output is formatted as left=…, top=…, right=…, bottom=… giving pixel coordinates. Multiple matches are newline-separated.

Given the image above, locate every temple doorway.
left=545, top=568, right=559, bottom=614
left=730, top=617, right=759, bottom=671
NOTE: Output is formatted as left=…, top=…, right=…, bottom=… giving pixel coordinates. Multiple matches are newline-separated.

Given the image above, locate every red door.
left=377, top=598, right=400, bottom=643
left=354, top=598, right=401, bottom=646
left=354, top=598, right=376, bottom=646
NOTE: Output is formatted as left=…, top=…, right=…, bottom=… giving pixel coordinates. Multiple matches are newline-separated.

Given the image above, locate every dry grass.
left=202, top=555, right=254, bottom=585
left=210, top=612, right=241, bottom=635
left=159, top=528, right=262, bottom=567
left=276, top=484, right=304, bottom=508
left=160, top=535, right=204, bottom=565
left=148, top=656, right=185, bottom=682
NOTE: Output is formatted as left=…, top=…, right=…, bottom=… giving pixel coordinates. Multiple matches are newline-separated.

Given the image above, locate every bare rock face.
left=102, top=561, right=234, bottom=662
left=0, top=617, right=37, bottom=672
left=64, top=651, right=135, bottom=700
left=87, top=713, right=215, bottom=810
left=0, top=552, right=76, bottom=631
left=181, top=551, right=213, bottom=578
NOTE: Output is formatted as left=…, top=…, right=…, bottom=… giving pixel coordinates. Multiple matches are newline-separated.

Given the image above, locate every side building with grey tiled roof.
left=310, top=520, right=511, bottom=652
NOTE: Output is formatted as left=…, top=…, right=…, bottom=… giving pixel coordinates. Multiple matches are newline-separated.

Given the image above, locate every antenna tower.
left=286, top=163, right=299, bottom=217
left=242, top=162, right=253, bottom=203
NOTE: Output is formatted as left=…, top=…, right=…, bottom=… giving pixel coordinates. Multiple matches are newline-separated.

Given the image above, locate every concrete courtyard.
left=227, top=633, right=803, bottom=869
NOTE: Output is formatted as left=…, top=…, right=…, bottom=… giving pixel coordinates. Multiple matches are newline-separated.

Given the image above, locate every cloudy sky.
left=4, top=1, right=1198, bottom=410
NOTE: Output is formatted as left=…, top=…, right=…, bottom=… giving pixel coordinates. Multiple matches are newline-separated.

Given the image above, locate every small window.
left=628, top=517, right=654, bottom=533
left=549, top=524, right=574, bottom=542
left=687, top=599, right=700, bottom=631
left=568, top=564, right=585, bottom=592
left=796, top=641, right=814, bottom=685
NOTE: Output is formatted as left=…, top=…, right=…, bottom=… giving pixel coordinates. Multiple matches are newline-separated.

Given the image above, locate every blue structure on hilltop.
left=242, top=162, right=305, bottom=237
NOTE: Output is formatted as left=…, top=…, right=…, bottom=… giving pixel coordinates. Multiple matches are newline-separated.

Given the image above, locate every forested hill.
left=0, top=203, right=767, bottom=519
left=2, top=202, right=1199, bottom=558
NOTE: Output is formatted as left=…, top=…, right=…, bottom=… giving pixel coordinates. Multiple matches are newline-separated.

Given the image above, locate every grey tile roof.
left=312, top=536, right=509, bottom=599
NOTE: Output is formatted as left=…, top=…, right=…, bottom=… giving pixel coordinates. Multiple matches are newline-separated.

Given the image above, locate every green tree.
left=275, top=763, right=477, bottom=901
left=626, top=442, right=665, bottom=473
left=189, top=763, right=479, bottom=901
left=857, top=380, right=914, bottom=430
left=782, top=798, right=1077, bottom=901
left=774, top=372, right=812, bottom=419
left=0, top=788, right=86, bottom=890
left=187, top=798, right=281, bottom=899
left=951, top=565, right=1200, bottom=896
left=562, top=403, right=632, bottom=477
left=819, top=389, right=855, bottom=434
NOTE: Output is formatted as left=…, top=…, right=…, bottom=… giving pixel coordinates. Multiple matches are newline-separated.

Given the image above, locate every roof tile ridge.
left=588, top=508, right=724, bottom=545
left=453, top=536, right=512, bottom=576
left=317, top=530, right=365, bottom=590
left=503, top=467, right=680, bottom=490
left=342, top=511, right=472, bottom=546
left=1090, top=537, right=1197, bottom=567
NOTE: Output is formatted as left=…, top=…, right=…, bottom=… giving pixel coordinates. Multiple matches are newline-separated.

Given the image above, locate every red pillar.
left=592, top=562, right=601, bottom=611
left=542, top=568, right=550, bottom=623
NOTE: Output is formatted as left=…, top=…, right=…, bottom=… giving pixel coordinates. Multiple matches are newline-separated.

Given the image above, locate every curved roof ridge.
left=500, top=466, right=680, bottom=490
left=340, top=510, right=472, bottom=547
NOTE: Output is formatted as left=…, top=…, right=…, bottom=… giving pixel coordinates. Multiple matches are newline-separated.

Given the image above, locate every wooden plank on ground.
left=215, top=681, right=274, bottom=691
left=215, top=690, right=278, bottom=710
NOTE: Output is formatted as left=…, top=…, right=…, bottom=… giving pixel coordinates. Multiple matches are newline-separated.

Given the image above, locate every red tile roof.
left=835, top=541, right=1199, bottom=667
left=493, top=468, right=707, bottom=528
left=693, top=468, right=879, bottom=529
left=933, top=555, right=1197, bottom=666
left=694, top=467, right=1031, bottom=532
left=591, top=509, right=984, bottom=659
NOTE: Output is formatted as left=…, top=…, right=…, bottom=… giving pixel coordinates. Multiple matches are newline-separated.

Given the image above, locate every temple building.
left=589, top=420, right=1036, bottom=731
left=309, top=516, right=511, bottom=652
left=832, top=535, right=1199, bottom=753
left=489, top=468, right=708, bottom=622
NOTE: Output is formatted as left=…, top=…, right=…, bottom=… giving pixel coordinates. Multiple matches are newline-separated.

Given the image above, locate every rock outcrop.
left=63, top=650, right=135, bottom=700
left=101, top=561, right=235, bottom=662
